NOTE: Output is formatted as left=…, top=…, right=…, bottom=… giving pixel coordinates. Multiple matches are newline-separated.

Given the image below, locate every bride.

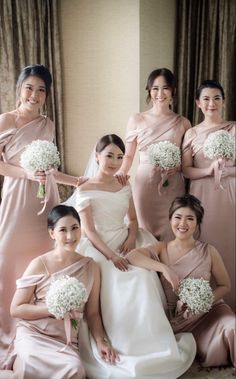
left=66, top=134, right=196, bottom=379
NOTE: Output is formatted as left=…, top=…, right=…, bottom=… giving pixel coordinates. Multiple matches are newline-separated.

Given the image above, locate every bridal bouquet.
left=20, top=139, right=60, bottom=199
left=46, top=275, right=88, bottom=343
left=203, top=130, right=235, bottom=160
left=147, top=141, right=181, bottom=191
left=203, top=130, right=235, bottom=189
left=177, top=277, right=214, bottom=316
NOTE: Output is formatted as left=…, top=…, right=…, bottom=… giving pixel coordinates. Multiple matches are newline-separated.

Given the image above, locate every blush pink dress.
left=0, top=116, right=60, bottom=359
left=126, top=113, right=190, bottom=241
left=149, top=241, right=235, bottom=367
left=0, top=256, right=95, bottom=379
left=182, top=122, right=236, bottom=310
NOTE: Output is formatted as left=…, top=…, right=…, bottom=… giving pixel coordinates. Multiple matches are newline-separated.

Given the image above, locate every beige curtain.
left=174, top=0, right=236, bottom=125
left=0, top=0, right=71, bottom=201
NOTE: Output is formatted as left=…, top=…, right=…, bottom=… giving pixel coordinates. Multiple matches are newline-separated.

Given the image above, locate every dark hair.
left=47, top=205, right=80, bottom=230
left=196, top=80, right=225, bottom=100
left=95, top=134, right=125, bottom=154
left=169, top=194, right=204, bottom=238
left=145, top=68, right=176, bottom=104
left=16, top=64, right=52, bottom=105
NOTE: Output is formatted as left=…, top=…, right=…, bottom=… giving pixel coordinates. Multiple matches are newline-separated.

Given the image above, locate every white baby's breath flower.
left=147, top=141, right=181, bottom=169
left=46, top=275, right=88, bottom=324
left=177, top=277, right=214, bottom=315
left=203, top=130, right=235, bottom=160
left=20, top=140, right=60, bottom=198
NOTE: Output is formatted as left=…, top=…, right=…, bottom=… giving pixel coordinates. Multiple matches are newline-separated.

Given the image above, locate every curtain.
left=0, top=0, right=71, bottom=201
left=174, top=0, right=236, bottom=125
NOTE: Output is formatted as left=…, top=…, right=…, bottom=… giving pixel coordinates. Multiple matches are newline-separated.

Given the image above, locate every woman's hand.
left=163, top=166, right=181, bottom=177
left=111, top=255, right=129, bottom=271
left=25, top=170, right=47, bottom=183
left=119, top=235, right=136, bottom=255
left=96, top=338, right=120, bottom=365
left=76, top=176, right=89, bottom=187
left=162, top=266, right=180, bottom=291
left=115, top=171, right=130, bottom=185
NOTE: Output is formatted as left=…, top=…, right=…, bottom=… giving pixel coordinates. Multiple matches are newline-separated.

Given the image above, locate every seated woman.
left=127, top=194, right=235, bottom=368
left=69, top=134, right=196, bottom=379
left=0, top=205, right=118, bottom=379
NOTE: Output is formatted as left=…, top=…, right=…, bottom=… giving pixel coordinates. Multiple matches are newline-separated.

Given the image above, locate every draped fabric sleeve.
left=16, top=274, right=46, bottom=289
left=125, top=129, right=138, bottom=143
left=0, top=128, right=16, bottom=156
left=76, top=192, right=91, bottom=212
left=182, top=128, right=197, bottom=156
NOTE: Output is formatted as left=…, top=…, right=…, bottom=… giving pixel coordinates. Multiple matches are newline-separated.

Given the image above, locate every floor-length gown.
left=182, top=122, right=236, bottom=310
left=0, top=116, right=60, bottom=359
left=150, top=241, right=235, bottom=368
left=75, top=185, right=196, bottom=379
left=0, top=256, right=94, bottom=378
left=127, top=113, right=190, bottom=241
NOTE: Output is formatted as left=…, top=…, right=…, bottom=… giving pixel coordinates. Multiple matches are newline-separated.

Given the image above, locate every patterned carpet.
left=179, top=361, right=235, bottom=379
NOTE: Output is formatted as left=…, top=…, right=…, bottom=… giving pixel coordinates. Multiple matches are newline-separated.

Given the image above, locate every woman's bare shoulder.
left=0, top=111, right=17, bottom=132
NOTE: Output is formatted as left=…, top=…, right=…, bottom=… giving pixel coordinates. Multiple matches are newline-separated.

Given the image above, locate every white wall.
left=59, top=0, right=176, bottom=177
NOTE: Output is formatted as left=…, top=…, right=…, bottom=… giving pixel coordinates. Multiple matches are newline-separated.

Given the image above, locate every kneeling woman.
left=127, top=194, right=235, bottom=368
left=1, top=205, right=118, bottom=379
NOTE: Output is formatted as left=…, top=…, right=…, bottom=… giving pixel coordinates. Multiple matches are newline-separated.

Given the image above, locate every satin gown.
left=148, top=240, right=235, bottom=367
left=126, top=113, right=190, bottom=241
left=0, top=116, right=60, bottom=359
left=75, top=185, right=196, bottom=379
left=0, top=256, right=95, bottom=379
left=182, top=121, right=236, bottom=310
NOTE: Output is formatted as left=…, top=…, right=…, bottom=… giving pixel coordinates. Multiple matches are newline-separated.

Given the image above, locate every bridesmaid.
left=127, top=194, right=235, bottom=368
left=116, top=68, right=191, bottom=241
left=181, top=80, right=235, bottom=310
left=0, top=64, right=85, bottom=358
left=0, top=205, right=118, bottom=378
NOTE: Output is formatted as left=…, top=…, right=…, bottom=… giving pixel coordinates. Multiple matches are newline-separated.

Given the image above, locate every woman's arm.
left=119, top=195, right=138, bottom=254
left=79, top=205, right=129, bottom=271
left=127, top=244, right=179, bottom=290
left=115, top=114, right=139, bottom=185
left=210, top=245, right=231, bottom=302
left=10, top=258, right=50, bottom=320
left=85, top=264, right=119, bottom=364
left=182, top=128, right=215, bottom=180
left=53, top=170, right=87, bottom=187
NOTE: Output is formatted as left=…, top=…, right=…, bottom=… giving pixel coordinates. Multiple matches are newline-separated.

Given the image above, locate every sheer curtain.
left=0, top=0, right=70, bottom=200
left=174, top=0, right=236, bottom=125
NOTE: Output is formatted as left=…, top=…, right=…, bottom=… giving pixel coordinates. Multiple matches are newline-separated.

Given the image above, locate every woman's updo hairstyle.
left=95, top=134, right=125, bottom=154
left=47, top=205, right=80, bottom=230
left=196, top=79, right=225, bottom=100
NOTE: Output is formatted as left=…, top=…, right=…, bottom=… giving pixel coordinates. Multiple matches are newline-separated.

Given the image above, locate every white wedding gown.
left=73, top=185, right=196, bottom=379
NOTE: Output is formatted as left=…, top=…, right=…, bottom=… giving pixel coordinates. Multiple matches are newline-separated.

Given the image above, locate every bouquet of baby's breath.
left=177, top=278, right=214, bottom=315
left=46, top=275, right=88, bottom=331
left=20, top=140, right=60, bottom=198
left=203, top=130, right=235, bottom=160
left=147, top=141, right=181, bottom=189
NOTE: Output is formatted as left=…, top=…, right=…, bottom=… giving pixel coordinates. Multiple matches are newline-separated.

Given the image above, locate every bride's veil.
left=63, top=146, right=98, bottom=208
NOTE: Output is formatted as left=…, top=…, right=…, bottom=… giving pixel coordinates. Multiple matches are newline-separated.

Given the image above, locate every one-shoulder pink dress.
left=0, top=116, right=60, bottom=359
left=0, top=257, right=95, bottom=379
left=182, top=122, right=236, bottom=310
left=126, top=113, right=190, bottom=241
left=149, top=241, right=235, bottom=367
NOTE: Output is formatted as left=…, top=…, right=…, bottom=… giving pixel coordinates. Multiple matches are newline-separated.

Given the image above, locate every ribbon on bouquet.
left=37, top=168, right=56, bottom=215
left=64, top=309, right=83, bottom=346
left=176, top=300, right=193, bottom=319
left=158, top=169, right=168, bottom=195
left=213, top=158, right=225, bottom=190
